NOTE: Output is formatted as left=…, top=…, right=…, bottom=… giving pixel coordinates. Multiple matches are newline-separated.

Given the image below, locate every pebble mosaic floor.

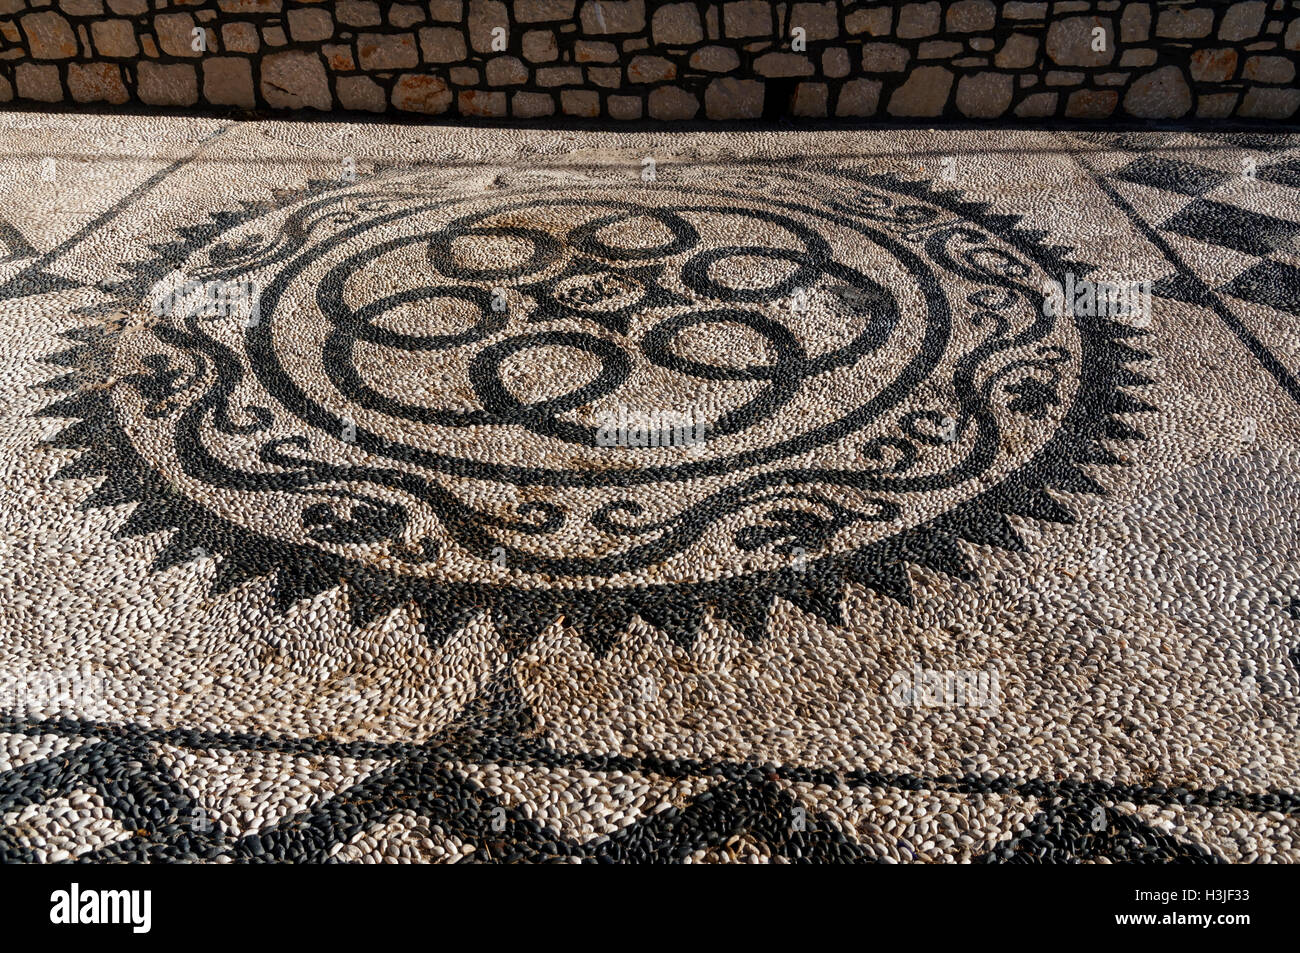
left=1, top=115, right=1299, bottom=863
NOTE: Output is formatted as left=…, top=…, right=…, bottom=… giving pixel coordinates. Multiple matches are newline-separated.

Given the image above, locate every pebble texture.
left=0, top=116, right=1299, bottom=862
left=0, top=1, right=1296, bottom=119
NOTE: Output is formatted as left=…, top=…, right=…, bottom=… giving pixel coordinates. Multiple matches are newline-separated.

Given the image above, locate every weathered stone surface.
left=323, top=43, right=355, bottom=71
left=1047, top=16, right=1114, bottom=66
left=947, top=0, right=995, bottom=33
left=536, top=65, right=582, bottom=85
left=754, top=51, right=814, bottom=77
left=1014, top=91, right=1058, bottom=116
left=136, top=61, right=197, bottom=106
left=790, top=2, right=838, bottom=40
left=1243, top=55, right=1295, bottom=83
left=1156, top=7, right=1214, bottom=39
left=516, top=0, right=573, bottom=22
left=648, top=84, right=698, bottom=118
left=261, top=51, right=330, bottom=110
left=1119, top=3, right=1150, bottom=43
left=1065, top=88, right=1117, bottom=118
left=522, top=29, right=558, bottom=61
left=107, top=0, right=148, bottom=14
left=722, top=1, right=770, bottom=38
left=16, top=63, right=62, bottom=102
left=336, top=1, right=381, bottom=28
left=1288, top=17, right=1300, bottom=52
left=628, top=54, right=674, bottom=82
left=485, top=55, right=529, bottom=84
left=216, top=0, right=281, bottom=11
left=468, top=0, right=507, bottom=52
left=581, top=0, right=644, bottom=34
left=264, top=27, right=288, bottom=47
left=419, top=27, right=466, bottom=62
left=154, top=13, right=201, bottom=58
left=587, top=66, right=621, bottom=87
left=919, top=40, right=963, bottom=59
left=1004, top=1, right=1046, bottom=17
left=897, top=2, right=941, bottom=39
left=652, top=2, right=702, bottom=45
left=995, top=32, right=1038, bottom=69
left=358, top=32, right=418, bottom=70
left=512, top=89, right=555, bottom=116
left=689, top=45, right=740, bottom=71
left=822, top=47, right=849, bottom=78
left=790, top=81, right=827, bottom=116
left=835, top=77, right=881, bottom=116
left=391, top=73, right=452, bottom=112
left=561, top=88, right=600, bottom=115
left=1192, top=92, right=1235, bottom=117
left=886, top=65, right=952, bottom=116
left=336, top=75, right=386, bottom=111
left=287, top=8, right=333, bottom=43
left=460, top=88, right=507, bottom=116
left=862, top=42, right=909, bottom=72
left=1219, top=2, right=1267, bottom=41
left=222, top=22, right=259, bottom=54
left=202, top=56, right=254, bottom=107
left=390, top=4, right=426, bottom=28
left=1237, top=86, right=1300, bottom=118
left=602, top=94, right=637, bottom=118
left=22, top=11, right=79, bottom=59
left=1123, top=64, right=1191, bottom=117
left=575, top=40, right=618, bottom=62
left=427, top=0, right=463, bottom=21
left=844, top=7, right=890, bottom=36
left=956, top=71, right=1012, bottom=117
left=449, top=66, right=479, bottom=85
left=1119, top=48, right=1158, bottom=68
left=1190, top=48, right=1238, bottom=82
left=67, top=62, right=127, bottom=104
left=0, top=75, right=11, bottom=103
left=705, top=76, right=763, bottom=118
left=91, top=19, right=138, bottom=58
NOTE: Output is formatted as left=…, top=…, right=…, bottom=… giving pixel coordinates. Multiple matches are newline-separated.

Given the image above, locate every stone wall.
left=0, top=1, right=1297, bottom=120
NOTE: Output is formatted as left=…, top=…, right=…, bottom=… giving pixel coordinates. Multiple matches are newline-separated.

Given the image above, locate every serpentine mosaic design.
left=2, top=122, right=1299, bottom=862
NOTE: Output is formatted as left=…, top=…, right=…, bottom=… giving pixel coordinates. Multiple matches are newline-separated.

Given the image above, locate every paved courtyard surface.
left=1, top=114, right=1298, bottom=863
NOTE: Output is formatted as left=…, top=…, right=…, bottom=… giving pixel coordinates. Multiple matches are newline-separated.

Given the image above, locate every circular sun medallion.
left=67, top=164, right=1148, bottom=649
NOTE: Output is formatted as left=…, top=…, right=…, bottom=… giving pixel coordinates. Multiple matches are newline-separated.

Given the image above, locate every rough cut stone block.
left=947, top=0, right=995, bottom=33
left=705, top=76, right=763, bottom=118
left=460, top=88, right=507, bottom=116
left=261, top=51, right=330, bottom=110
left=0, top=75, right=11, bottom=103
left=91, top=19, right=138, bottom=58
left=517, top=0, right=573, bottom=22
left=835, top=77, right=881, bottom=116
left=995, top=32, right=1038, bottom=69
left=392, top=73, right=452, bottom=112
left=137, top=61, right=198, bottom=106
left=288, top=8, right=333, bottom=43
left=1065, top=88, right=1117, bottom=118
left=1219, top=2, right=1267, bottom=41
left=722, top=1, right=770, bottom=38
left=844, top=7, right=890, bottom=36
left=16, top=63, right=63, bottom=101
left=886, top=64, right=952, bottom=116
left=587, top=66, right=621, bottom=86
left=449, top=66, right=478, bottom=84
left=323, top=43, right=355, bottom=71
left=575, top=40, right=618, bottom=61
left=536, top=65, right=582, bottom=85
left=1189, top=47, right=1238, bottom=82
left=754, top=51, right=814, bottom=76
left=822, top=47, right=849, bottom=77
left=67, top=62, right=127, bottom=104
left=485, top=55, right=529, bottom=84
left=202, top=56, right=254, bottom=107
left=956, top=71, right=1012, bottom=117
left=1014, top=91, right=1058, bottom=116
left=1046, top=16, right=1115, bottom=66
left=1123, top=64, right=1191, bottom=117
left=222, top=22, right=259, bottom=54
left=1004, top=2, right=1046, bottom=18
left=628, top=54, right=674, bottom=82
left=919, top=40, right=963, bottom=58
left=862, top=42, right=909, bottom=72
left=1196, top=92, right=1237, bottom=118
left=790, top=2, right=838, bottom=40
left=522, top=29, right=558, bottom=61
left=108, top=0, right=148, bottom=14
left=1237, top=86, right=1300, bottom=118
left=653, top=2, right=702, bottom=44
left=1156, top=7, right=1214, bottom=39
left=390, top=4, right=426, bottom=28
left=217, top=0, right=282, bottom=11
left=607, top=93, right=641, bottom=119
left=1119, top=3, right=1150, bottom=42
left=22, top=11, right=79, bottom=59
left=358, top=32, right=418, bottom=70
left=791, top=81, right=827, bottom=116
left=648, top=84, right=698, bottom=118
left=581, top=0, right=644, bottom=34
left=337, top=1, right=381, bottom=28
left=1243, top=55, right=1293, bottom=83
left=469, top=0, right=508, bottom=52
left=263, top=26, right=287, bottom=47
left=561, top=88, right=600, bottom=115
left=512, top=90, right=555, bottom=116
left=420, top=26, right=466, bottom=62
left=689, top=45, right=740, bottom=71
left=154, top=13, right=202, bottom=58
left=1120, top=48, right=1158, bottom=68
left=1287, top=18, right=1299, bottom=51
left=428, top=0, right=463, bottom=21
left=897, top=2, right=941, bottom=39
